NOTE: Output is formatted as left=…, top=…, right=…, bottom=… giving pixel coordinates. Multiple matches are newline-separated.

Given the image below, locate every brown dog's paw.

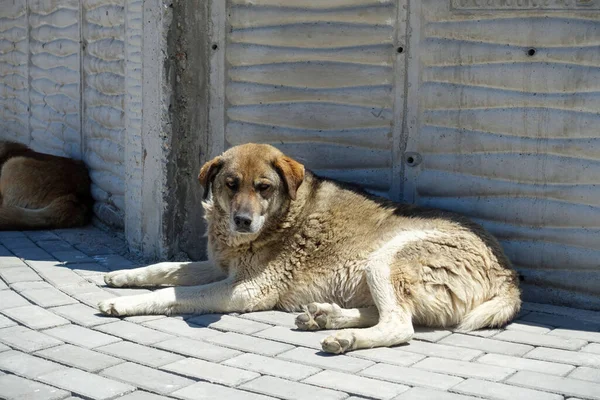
left=321, top=331, right=356, bottom=354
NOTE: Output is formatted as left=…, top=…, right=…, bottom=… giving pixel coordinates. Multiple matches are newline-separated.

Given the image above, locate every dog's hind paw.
left=321, top=331, right=356, bottom=354
left=295, top=302, right=342, bottom=330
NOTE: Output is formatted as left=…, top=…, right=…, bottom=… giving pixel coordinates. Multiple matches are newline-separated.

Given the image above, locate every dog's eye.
left=226, top=180, right=238, bottom=190
left=257, top=183, right=271, bottom=192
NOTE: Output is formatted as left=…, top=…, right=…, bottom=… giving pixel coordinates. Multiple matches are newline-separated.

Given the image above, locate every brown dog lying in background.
left=0, top=141, right=92, bottom=230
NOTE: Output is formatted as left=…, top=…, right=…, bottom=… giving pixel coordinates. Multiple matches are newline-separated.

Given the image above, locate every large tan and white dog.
left=0, top=141, right=92, bottom=230
left=99, top=143, right=521, bottom=354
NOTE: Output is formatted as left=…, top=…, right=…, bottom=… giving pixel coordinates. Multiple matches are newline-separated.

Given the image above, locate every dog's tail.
left=455, top=285, right=521, bottom=332
left=0, top=195, right=91, bottom=230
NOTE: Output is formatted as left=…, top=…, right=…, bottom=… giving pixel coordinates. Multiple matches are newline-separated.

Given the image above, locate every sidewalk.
left=0, top=227, right=599, bottom=400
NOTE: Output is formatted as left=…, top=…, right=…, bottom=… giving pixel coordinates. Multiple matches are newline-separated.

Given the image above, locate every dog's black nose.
left=234, top=214, right=252, bottom=230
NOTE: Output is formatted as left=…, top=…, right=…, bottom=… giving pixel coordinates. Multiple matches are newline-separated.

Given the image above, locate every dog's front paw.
left=104, top=270, right=131, bottom=288
left=98, top=298, right=125, bottom=316
left=321, top=331, right=356, bottom=354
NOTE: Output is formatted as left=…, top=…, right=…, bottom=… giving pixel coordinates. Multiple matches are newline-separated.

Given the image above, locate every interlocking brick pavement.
left=0, top=227, right=599, bottom=400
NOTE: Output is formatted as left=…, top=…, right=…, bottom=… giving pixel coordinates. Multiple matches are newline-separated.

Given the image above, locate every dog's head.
left=199, top=144, right=305, bottom=237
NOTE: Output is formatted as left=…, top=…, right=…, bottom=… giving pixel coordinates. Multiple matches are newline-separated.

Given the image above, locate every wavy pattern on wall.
left=226, top=0, right=397, bottom=194
left=415, top=1, right=600, bottom=309
left=83, top=0, right=125, bottom=227
left=29, top=0, right=80, bottom=157
left=0, top=1, right=28, bottom=145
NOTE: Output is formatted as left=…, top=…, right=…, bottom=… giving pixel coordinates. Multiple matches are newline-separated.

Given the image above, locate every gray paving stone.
left=35, top=266, right=87, bottom=288
left=394, top=387, right=480, bottom=400
left=125, top=315, right=166, bottom=323
left=36, top=344, right=124, bottom=372
left=0, top=326, right=63, bottom=352
left=255, top=326, right=331, bottom=349
left=67, top=262, right=110, bottom=277
left=103, top=286, right=152, bottom=297
left=225, top=353, right=321, bottom=381
left=507, top=370, right=600, bottom=400
left=97, top=340, right=185, bottom=367
left=548, top=327, right=600, bottom=343
left=143, top=317, right=221, bottom=340
left=94, top=254, right=136, bottom=270
left=36, top=240, right=75, bottom=253
left=0, top=266, right=42, bottom=283
left=413, top=357, right=516, bottom=381
left=52, top=250, right=95, bottom=264
left=568, top=366, right=600, bottom=382
left=25, top=232, right=61, bottom=242
left=241, top=310, right=297, bottom=328
left=494, top=329, right=588, bottom=350
left=521, top=312, right=600, bottom=331
left=2, top=305, right=70, bottom=329
left=75, top=290, right=116, bottom=308
left=13, top=247, right=55, bottom=261
left=101, top=362, right=194, bottom=395
left=278, top=346, right=374, bottom=373
left=0, top=289, right=30, bottom=310
left=0, top=256, right=29, bottom=268
left=582, top=343, right=600, bottom=354
left=188, top=314, right=271, bottom=334
left=304, top=370, right=409, bottom=400
left=0, top=350, right=67, bottom=378
left=506, top=320, right=552, bottom=334
left=397, top=340, right=483, bottom=361
left=439, top=333, right=534, bottom=356
left=154, top=337, right=241, bottom=363
left=21, top=287, right=78, bottom=307
left=60, top=281, right=104, bottom=296
left=118, top=391, right=173, bottom=400
left=522, top=302, right=600, bottom=325
left=461, top=328, right=502, bottom=338
left=11, top=281, right=54, bottom=292
left=44, top=324, right=121, bottom=349
left=50, top=303, right=116, bottom=327
left=162, top=357, right=260, bottom=386
left=39, top=368, right=136, bottom=400
left=95, top=321, right=175, bottom=345
left=207, top=331, right=295, bottom=356
left=526, top=346, right=600, bottom=368
left=0, top=343, right=8, bottom=352
left=452, top=378, right=562, bottom=400
left=0, top=280, right=7, bottom=290
left=477, top=353, right=575, bottom=376
left=240, top=375, right=347, bottom=400
left=173, top=381, right=278, bottom=400
left=0, top=314, right=16, bottom=328
left=1, top=237, right=38, bottom=250
left=0, top=231, right=27, bottom=239
left=413, top=327, right=452, bottom=342
left=361, top=362, right=463, bottom=390
left=350, top=347, right=426, bottom=367
left=74, top=243, right=115, bottom=256
left=0, top=374, right=70, bottom=400
left=0, top=244, right=11, bottom=256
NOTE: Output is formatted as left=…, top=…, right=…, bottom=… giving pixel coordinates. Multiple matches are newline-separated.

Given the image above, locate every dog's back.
left=0, top=141, right=93, bottom=230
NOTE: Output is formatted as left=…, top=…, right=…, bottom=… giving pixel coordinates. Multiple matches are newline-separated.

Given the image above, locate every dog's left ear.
left=198, top=156, right=224, bottom=199
left=274, top=156, right=305, bottom=200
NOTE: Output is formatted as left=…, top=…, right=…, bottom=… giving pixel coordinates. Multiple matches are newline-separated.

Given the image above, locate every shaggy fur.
left=0, top=141, right=92, bottom=230
left=99, top=143, right=521, bottom=354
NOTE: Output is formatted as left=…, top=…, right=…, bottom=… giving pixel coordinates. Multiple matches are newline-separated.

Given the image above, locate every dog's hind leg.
left=319, top=231, right=440, bottom=354
left=295, top=303, right=379, bottom=330
left=104, top=261, right=226, bottom=288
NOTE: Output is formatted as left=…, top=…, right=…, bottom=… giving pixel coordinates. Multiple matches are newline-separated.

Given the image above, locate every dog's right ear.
left=198, top=156, right=224, bottom=200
